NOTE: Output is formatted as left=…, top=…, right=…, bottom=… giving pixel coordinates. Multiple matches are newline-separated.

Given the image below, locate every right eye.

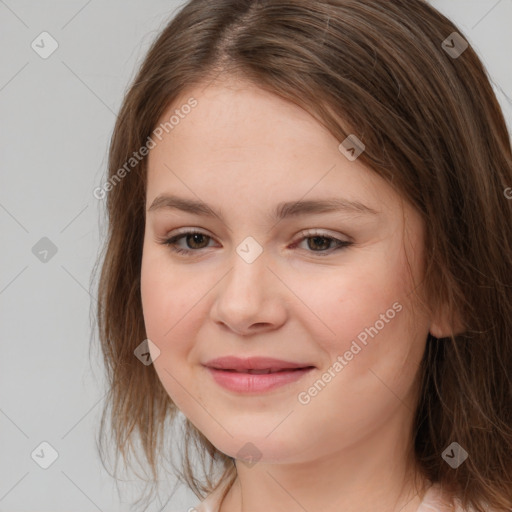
left=157, top=230, right=216, bottom=255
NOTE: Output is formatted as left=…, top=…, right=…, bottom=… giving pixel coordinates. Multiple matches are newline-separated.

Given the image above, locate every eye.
left=290, top=230, right=353, bottom=256
left=157, top=229, right=216, bottom=255
left=157, top=229, right=353, bottom=256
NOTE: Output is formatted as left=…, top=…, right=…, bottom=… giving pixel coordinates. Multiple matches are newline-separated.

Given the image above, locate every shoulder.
left=417, top=482, right=498, bottom=512
left=191, top=481, right=229, bottom=512
left=193, top=481, right=500, bottom=512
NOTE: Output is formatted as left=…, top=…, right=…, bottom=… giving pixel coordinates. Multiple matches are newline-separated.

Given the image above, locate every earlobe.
left=429, top=305, right=465, bottom=338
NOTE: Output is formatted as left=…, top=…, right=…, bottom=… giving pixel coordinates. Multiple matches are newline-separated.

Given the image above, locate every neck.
left=219, top=412, right=430, bottom=512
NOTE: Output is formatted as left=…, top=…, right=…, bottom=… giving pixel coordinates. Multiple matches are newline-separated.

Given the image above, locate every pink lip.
left=203, top=356, right=315, bottom=393
left=203, top=356, right=314, bottom=371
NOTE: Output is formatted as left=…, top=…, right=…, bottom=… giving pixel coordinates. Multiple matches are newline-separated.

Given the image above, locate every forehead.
left=154, top=80, right=335, bottom=159
left=145, top=80, right=407, bottom=223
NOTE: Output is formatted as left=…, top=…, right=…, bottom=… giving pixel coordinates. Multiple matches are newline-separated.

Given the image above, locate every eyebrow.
left=147, top=194, right=380, bottom=221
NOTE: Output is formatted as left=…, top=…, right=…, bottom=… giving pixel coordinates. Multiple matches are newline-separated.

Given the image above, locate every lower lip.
left=205, top=367, right=314, bottom=393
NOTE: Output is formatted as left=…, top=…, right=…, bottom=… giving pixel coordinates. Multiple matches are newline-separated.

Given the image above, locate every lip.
left=203, top=356, right=315, bottom=393
left=203, top=356, right=315, bottom=371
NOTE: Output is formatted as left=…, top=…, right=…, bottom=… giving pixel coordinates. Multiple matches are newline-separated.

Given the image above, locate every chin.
left=204, top=430, right=303, bottom=465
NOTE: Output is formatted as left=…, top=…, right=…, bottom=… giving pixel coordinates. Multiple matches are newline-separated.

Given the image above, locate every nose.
left=210, top=249, right=287, bottom=336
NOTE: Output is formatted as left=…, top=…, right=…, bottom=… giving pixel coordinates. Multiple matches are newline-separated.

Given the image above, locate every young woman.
left=95, top=1, right=512, bottom=511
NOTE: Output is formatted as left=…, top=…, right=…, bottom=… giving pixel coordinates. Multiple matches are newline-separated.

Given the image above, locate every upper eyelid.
left=166, top=227, right=349, bottom=241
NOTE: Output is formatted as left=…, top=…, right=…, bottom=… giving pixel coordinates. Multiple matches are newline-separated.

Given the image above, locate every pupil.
left=310, top=236, right=329, bottom=251
left=189, top=233, right=207, bottom=248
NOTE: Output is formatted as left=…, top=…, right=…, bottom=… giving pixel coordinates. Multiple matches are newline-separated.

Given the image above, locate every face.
left=140, top=77, right=432, bottom=466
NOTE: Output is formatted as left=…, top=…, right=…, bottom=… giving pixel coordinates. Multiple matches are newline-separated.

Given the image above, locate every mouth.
left=202, top=356, right=316, bottom=393
left=209, top=367, right=315, bottom=374
left=203, top=356, right=316, bottom=372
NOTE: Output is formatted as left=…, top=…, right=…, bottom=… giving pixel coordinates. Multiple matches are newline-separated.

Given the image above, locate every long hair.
left=93, top=1, right=512, bottom=510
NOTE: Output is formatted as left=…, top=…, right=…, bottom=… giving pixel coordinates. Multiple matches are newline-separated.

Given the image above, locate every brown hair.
left=93, top=0, right=512, bottom=510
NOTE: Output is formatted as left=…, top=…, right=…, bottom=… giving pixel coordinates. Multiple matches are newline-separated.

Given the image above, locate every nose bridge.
left=235, top=234, right=265, bottom=267
left=211, top=236, right=285, bottom=333
left=225, top=236, right=269, bottom=299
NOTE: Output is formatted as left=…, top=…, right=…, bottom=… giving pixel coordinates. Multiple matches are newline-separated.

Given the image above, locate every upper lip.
left=203, top=356, right=315, bottom=372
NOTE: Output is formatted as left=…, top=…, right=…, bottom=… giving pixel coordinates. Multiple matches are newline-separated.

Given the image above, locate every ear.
left=429, top=303, right=465, bottom=338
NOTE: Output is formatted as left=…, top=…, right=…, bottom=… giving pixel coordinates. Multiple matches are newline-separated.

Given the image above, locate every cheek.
left=303, top=253, right=410, bottom=348
left=140, top=254, right=201, bottom=411
left=305, top=250, right=426, bottom=394
left=140, top=244, right=217, bottom=375
left=140, top=255, right=170, bottom=340
left=140, top=248, right=193, bottom=357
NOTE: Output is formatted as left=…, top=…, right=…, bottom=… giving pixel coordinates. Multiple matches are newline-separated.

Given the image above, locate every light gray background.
left=1, top=1, right=511, bottom=511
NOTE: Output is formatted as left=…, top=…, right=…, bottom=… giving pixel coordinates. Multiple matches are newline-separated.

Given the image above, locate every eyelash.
left=157, top=229, right=353, bottom=257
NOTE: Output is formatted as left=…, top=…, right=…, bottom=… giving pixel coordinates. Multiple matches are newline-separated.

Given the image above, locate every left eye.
left=292, top=233, right=352, bottom=254
left=158, top=230, right=353, bottom=256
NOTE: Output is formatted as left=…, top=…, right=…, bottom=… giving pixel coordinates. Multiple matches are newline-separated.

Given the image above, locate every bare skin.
left=141, top=76, right=454, bottom=512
